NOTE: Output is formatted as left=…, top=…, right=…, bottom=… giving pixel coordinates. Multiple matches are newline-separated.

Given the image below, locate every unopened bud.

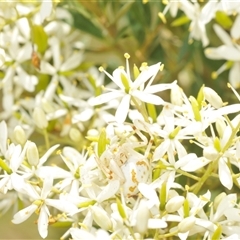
left=135, top=200, right=150, bottom=234
left=166, top=196, right=185, bottom=213
left=69, top=128, right=81, bottom=142
left=203, top=87, right=223, bottom=109
left=171, top=85, right=183, bottom=106
left=178, top=216, right=196, bottom=233
left=13, top=126, right=26, bottom=146
left=215, top=119, right=226, bottom=139
left=27, top=142, right=39, bottom=166
left=33, top=107, right=48, bottom=129
left=92, top=206, right=112, bottom=231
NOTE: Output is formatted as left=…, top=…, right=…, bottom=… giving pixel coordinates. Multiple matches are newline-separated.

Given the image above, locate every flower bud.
left=33, top=107, right=48, bottom=129
left=13, top=126, right=26, bottom=146
left=203, top=87, right=223, bottom=109
left=166, top=196, right=185, bottom=213
left=27, top=142, right=39, bottom=166
left=215, top=119, right=226, bottom=139
left=135, top=200, right=150, bottom=234
left=178, top=216, right=196, bottom=233
left=92, top=206, right=112, bottom=231
left=171, top=85, right=183, bottom=106
left=41, top=98, right=54, bottom=114
left=69, top=128, right=81, bottom=142
left=213, top=192, right=226, bottom=212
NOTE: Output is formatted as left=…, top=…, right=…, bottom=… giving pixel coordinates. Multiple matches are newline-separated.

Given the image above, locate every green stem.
left=176, top=169, right=200, bottom=181
left=43, top=128, right=50, bottom=150
left=158, top=230, right=178, bottom=239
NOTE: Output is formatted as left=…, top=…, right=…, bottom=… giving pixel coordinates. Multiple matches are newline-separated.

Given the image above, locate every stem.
left=176, top=169, right=200, bottom=181
left=43, top=128, right=50, bottom=150
left=158, top=230, right=178, bottom=239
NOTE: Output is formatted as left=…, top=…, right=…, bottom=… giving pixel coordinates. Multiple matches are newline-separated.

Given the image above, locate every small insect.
left=31, top=45, right=41, bottom=70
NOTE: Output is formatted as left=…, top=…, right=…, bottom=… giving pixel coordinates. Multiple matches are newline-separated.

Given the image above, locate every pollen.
left=124, top=53, right=130, bottom=59
left=99, top=66, right=104, bottom=72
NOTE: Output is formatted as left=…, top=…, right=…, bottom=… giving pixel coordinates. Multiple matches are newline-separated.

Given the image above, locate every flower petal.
left=219, top=158, right=233, bottom=190
left=115, top=94, right=131, bottom=123
left=12, top=204, right=37, bottom=224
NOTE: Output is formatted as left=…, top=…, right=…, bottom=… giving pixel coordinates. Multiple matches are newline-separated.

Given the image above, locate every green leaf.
left=70, top=10, right=103, bottom=39
left=215, top=11, right=233, bottom=29
left=171, top=16, right=190, bottom=27
left=31, top=25, right=48, bottom=53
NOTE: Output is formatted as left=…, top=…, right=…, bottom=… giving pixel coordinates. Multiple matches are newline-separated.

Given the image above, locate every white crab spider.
left=94, top=119, right=154, bottom=197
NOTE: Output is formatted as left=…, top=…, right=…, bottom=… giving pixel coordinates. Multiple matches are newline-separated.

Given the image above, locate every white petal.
left=38, top=205, right=49, bottom=239
left=0, top=121, right=7, bottom=155
left=115, top=94, right=131, bottom=123
left=138, top=183, right=159, bottom=207
left=46, top=199, right=78, bottom=213
left=97, top=180, right=120, bottom=203
left=70, top=228, right=96, bottom=240
left=41, top=177, right=53, bottom=199
left=60, top=52, right=83, bottom=72
left=35, top=166, right=72, bottom=179
left=145, top=81, right=177, bottom=94
left=231, top=14, right=240, bottom=40
left=229, top=62, right=240, bottom=88
left=89, top=91, right=123, bottom=105
left=133, top=63, right=161, bottom=88
left=205, top=46, right=240, bottom=61
left=219, top=158, right=233, bottom=190
left=38, top=144, right=60, bottom=166
left=40, top=61, right=56, bottom=75
left=12, top=204, right=37, bottom=224
left=132, top=90, right=165, bottom=105
left=153, top=140, right=170, bottom=160
left=72, top=108, right=94, bottom=123
left=212, top=194, right=236, bottom=222
left=112, top=68, right=130, bottom=89
left=148, top=218, right=167, bottom=229
left=213, top=24, right=232, bottom=46
left=40, top=1, right=53, bottom=23
left=180, top=157, right=210, bottom=172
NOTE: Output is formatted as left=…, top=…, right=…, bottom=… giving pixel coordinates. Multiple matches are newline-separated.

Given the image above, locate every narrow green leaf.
left=70, top=10, right=103, bottom=39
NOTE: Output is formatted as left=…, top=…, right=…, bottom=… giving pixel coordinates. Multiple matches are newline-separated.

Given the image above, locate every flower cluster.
left=1, top=1, right=240, bottom=240
left=159, top=0, right=240, bottom=87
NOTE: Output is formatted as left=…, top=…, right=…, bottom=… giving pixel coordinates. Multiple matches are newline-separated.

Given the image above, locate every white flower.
left=12, top=176, right=77, bottom=239
left=70, top=228, right=111, bottom=240
left=90, top=54, right=176, bottom=123
left=205, top=15, right=240, bottom=87
left=179, top=0, right=214, bottom=46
